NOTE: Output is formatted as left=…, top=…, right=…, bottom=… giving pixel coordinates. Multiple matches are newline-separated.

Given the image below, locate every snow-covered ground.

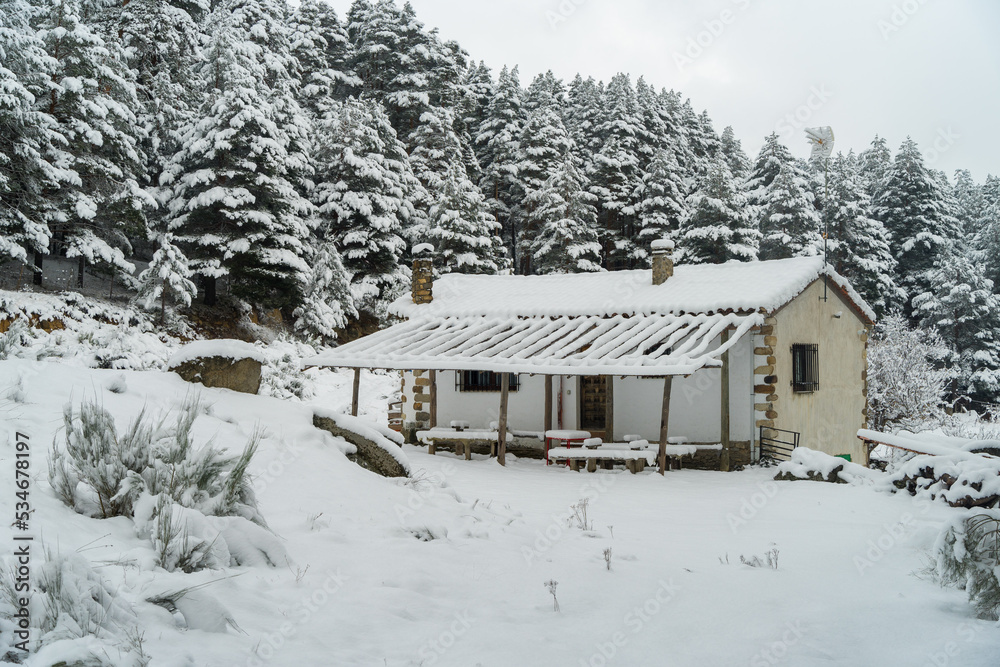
left=2, top=359, right=999, bottom=666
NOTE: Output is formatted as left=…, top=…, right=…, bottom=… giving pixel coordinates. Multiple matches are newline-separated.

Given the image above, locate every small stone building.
left=308, top=244, right=874, bottom=468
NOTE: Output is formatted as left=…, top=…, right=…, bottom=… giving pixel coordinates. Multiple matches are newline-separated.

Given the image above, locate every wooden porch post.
left=498, top=372, right=510, bottom=466
left=604, top=375, right=614, bottom=442
left=429, top=370, right=438, bottom=428
left=658, top=375, right=673, bottom=475
left=351, top=368, right=361, bottom=416
left=544, top=375, right=553, bottom=434
left=719, top=330, right=732, bottom=472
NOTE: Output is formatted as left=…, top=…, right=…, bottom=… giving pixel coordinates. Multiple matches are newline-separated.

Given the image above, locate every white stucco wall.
left=771, top=279, right=870, bottom=464
left=425, top=332, right=755, bottom=444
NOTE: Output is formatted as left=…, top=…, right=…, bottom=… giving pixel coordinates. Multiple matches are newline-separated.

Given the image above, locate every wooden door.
left=579, top=376, right=606, bottom=431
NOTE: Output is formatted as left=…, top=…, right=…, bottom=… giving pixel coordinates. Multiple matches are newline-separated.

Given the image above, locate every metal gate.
left=759, top=427, right=800, bottom=462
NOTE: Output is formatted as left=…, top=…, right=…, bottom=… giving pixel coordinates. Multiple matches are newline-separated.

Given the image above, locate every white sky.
left=324, top=0, right=999, bottom=182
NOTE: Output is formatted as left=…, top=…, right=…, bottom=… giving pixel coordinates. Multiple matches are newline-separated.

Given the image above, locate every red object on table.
left=544, top=430, right=591, bottom=466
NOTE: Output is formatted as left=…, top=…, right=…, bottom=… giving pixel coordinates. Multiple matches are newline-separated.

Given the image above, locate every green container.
left=835, top=454, right=852, bottom=462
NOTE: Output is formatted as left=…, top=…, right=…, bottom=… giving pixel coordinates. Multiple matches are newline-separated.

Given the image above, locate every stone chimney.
left=651, top=239, right=675, bottom=286
left=411, top=243, right=434, bottom=304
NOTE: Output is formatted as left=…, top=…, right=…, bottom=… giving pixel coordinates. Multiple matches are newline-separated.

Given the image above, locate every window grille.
left=791, top=344, right=819, bottom=393
left=457, top=371, right=520, bottom=392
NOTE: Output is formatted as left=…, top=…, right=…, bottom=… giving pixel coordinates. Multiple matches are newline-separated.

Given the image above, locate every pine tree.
left=35, top=0, right=151, bottom=283
left=913, top=249, right=1000, bottom=405
left=757, top=163, right=823, bottom=261
left=633, top=148, right=687, bottom=263
left=974, top=175, right=1000, bottom=290
left=476, top=65, right=524, bottom=267
left=680, top=160, right=758, bottom=264
left=858, top=135, right=892, bottom=201
left=515, top=105, right=572, bottom=273
left=526, top=155, right=602, bottom=274
left=953, top=169, right=985, bottom=237
left=744, top=133, right=794, bottom=224
left=564, top=74, right=603, bottom=163
left=310, top=98, right=409, bottom=315
left=136, top=233, right=197, bottom=324
left=523, top=70, right=565, bottom=114
left=163, top=0, right=311, bottom=309
left=719, top=126, right=750, bottom=180
left=874, top=137, right=958, bottom=314
left=293, top=241, right=357, bottom=344
left=825, top=153, right=902, bottom=315
left=288, top=0, right=360, bottom=119
left=408, top=106, right=466, bottom=200
left=426, top=161, right=504, bottom=275
left=0, top=0, right=66, bottom=268
left=118, top=0, right=206, bottom=199
left=588, top=73, right=643, bottom=268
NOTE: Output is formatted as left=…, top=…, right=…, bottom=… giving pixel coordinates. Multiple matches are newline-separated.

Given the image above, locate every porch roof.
left=304, top=311, right=763, bottom=376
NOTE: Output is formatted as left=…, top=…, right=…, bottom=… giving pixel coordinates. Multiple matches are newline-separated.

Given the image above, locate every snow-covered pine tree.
left=825, top=153, right=902, bottom=315
left=408, top=106, right=467, bottom=201
left=874, top=137, right=958, bottom=314
left=633, top=148, right=687, bottom=264
left=633, top=77, right=666, bottom=171
left=757, top=162, right=823, bottom=261
left=588, top=73, right=644, bottom=269
left=516, top=105, right=572, bottom=272
left=476, top=64, right=524, bottom=267
left=953, top=169, right=986, bottom=237
left=34, top=0, right=152, bottom=285
left=288, top=0, right=360, bottom=119
left=744, top=132, right=794, bottom=225
left=719, top=126, right=750, bottom=180
left=117, top=0, right=206, bottom=205
left=426, top=161, right=505, bottom=275
left=136, top=233, right=197, bottom=324
left=349, top=0, right=464, bottom=141
left=974, top=175, right=1000, bottom=290
left=310, top=98, right=409, bottom=316
left=163, top=0, right=311, bottom=309
left=0, top=0, right=66, bottom=269
left=913, top=249, right=1000, bottom=405
left=858, top=135, right=892, bottom=201
left=525, top=154, right=602, bottom=274
left=563, top=74, right=603, bottom=164
left=680, top=159, right=758, bottom=264
left=523, top=70, right=565, bottom=114
left=293, top=240, right=357, bottom=344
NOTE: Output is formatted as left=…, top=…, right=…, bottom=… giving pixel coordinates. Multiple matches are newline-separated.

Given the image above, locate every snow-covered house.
left=307, top=243, right=875, bottom=469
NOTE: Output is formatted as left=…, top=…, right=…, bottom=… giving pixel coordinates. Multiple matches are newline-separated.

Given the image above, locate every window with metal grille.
left=457, top=371, right=520, bottom=392
left=791, top=344, right=819, bottom=393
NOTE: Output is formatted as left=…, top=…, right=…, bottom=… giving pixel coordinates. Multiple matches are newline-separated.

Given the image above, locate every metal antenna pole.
left=823, top=156, right=829, bottom=302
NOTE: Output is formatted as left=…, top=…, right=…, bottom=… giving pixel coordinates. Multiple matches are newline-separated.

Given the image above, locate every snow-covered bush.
left=0, top=550, right=146, bottom=664
left=867, top=314, right=952, bottom=433
left=259, top=337, right=318, bottom=400
left=0, top=318, right=31, bottom=360
left=50, top=397, right=261, bottom=522
left=935, top=511, right=1000, bottom=620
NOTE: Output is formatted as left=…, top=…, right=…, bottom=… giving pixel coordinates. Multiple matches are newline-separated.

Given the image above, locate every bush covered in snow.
left=935, top=511, right=1000, bottom=620
left=259, top=337, right=319, bottom=400
left=48, top=397, right=284, bottom=572
left=867, top=314, right=952, bottom=433
left=1, top=550, right=148, bottom=664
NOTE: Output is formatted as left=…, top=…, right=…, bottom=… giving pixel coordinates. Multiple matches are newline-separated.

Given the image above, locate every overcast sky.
left=325, top=0, right=999, bottom=182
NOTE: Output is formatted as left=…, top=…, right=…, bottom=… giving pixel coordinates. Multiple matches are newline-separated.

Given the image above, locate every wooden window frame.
left=791, top=344, right=819, bottom=393
left=457, top=371, right=520, bottom=392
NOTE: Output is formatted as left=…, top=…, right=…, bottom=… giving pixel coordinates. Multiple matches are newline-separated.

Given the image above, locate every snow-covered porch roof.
left=305, top=311, right=763, bottom=376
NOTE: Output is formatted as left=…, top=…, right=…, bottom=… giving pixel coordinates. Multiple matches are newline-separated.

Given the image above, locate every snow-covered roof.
left=306, top=312, right=762, bottom=376
left=390, top=256, right=875, bottom=322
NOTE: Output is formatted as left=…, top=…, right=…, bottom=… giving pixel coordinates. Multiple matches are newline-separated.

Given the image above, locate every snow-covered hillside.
left=2, top=359, right=999, bottom=666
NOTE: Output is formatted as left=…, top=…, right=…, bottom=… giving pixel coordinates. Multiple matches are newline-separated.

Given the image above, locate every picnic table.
left=417, top=427, right=512, bottom=459
left=547, top=446, right=656, bottom=474
left=544, top=429, right=591, bottom=465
